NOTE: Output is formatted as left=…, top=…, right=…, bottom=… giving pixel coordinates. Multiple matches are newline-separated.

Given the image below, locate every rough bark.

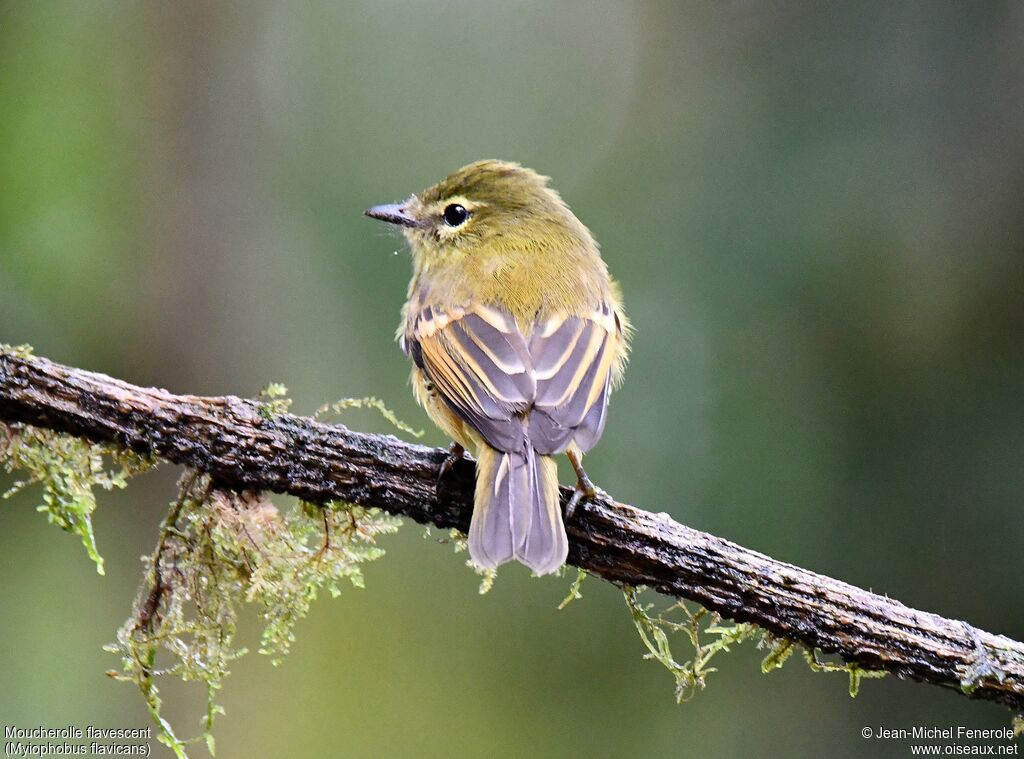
left=1, top=347, right=1022, bottom=713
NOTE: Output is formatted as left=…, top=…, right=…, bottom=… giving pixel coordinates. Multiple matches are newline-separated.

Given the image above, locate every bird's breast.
left=416, top=249, right=610, bottom=328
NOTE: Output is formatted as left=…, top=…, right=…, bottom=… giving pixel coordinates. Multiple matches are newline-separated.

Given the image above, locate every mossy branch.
left=2, top=347, right=1024, bottom=715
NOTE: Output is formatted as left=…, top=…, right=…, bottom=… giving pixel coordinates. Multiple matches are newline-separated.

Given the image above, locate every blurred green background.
left=2, top=2, right=1023, bottom=757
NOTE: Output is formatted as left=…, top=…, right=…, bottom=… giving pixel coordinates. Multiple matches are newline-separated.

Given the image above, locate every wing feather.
left=528, top=306, right=621, bottom=455
left=408, top=304, right=532, bottom=452
left=405, top=300, right=622, bottom=455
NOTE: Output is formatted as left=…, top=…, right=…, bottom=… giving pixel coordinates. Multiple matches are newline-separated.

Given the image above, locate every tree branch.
left=1, top=347, right=1022, bottom=714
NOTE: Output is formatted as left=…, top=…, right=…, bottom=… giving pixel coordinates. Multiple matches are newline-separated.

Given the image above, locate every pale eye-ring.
left=442, top=203, right=469, bottom=227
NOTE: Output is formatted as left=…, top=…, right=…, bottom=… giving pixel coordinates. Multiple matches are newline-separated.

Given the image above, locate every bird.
left=364, top=160, right=630, bottom=575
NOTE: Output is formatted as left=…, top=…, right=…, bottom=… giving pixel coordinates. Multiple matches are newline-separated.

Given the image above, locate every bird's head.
left=364, top=160, right=594, bottom=270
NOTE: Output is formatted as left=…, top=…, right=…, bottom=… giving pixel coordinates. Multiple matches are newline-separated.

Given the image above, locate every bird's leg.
left=564, top=449, right=606, bottom=520
left=436, top=442, right=465, bottom=493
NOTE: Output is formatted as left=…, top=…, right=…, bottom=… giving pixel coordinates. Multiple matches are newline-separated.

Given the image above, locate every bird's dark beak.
left=364, top=203, right=419, bottom=228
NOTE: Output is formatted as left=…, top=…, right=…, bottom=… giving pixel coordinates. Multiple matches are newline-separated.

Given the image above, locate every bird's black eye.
left=442, top=203, right=469, bottom=227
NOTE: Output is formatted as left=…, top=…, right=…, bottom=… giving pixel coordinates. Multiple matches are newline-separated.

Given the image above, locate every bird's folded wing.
left=527, top=303, right=621, bottom=454
left=404, top=301, right=622, bottom=455
left=405, top=304, right=535, bottom=452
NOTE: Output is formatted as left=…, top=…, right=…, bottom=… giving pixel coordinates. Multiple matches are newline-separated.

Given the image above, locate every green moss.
left=623, top=586, right=886, bottom=703
left=315, top=395, right=423, bottom=438
left=0, top=422, right=155, bottom=574
left=259, top=385, right=425, bottom=439
left=557, top=567, right=587, bottom=610
left=801, top=648, right=887, bottom=697
left=0, top=342, right=36, bottom=359
left=759, top=635, right=796, bottom=673
left=105, top=473, right=400, bottom=758
left=624, top=586, right=755, bottom=702
left=256, top=383, right=292, bottom=419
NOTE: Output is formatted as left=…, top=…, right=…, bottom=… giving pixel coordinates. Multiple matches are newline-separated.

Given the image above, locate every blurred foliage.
left=2, top=1, right=1023, bottom=757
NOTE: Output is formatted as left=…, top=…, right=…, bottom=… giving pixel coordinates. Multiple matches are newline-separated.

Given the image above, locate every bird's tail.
left=468, top=444, right=567, bottom=575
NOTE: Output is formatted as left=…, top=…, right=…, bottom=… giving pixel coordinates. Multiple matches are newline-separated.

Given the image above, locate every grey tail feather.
left=468, top=444, right=568, bottom=575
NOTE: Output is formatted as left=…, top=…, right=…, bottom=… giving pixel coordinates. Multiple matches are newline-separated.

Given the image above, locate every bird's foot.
left=564, top=450, right=607, bottom=521
left=436, top=442, right=465, bottom=494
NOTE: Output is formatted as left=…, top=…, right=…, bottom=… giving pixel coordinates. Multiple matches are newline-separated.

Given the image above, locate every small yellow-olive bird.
left=365, top=160, right=630, bottom=575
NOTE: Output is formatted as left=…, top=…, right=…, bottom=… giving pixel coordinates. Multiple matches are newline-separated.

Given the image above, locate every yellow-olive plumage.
left=365, top=160, right=629, bottom=574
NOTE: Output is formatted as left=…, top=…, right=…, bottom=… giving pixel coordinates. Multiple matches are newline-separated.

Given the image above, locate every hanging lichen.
left=623, top=586, right=887, bottom=703
left=624, top=586, right=756, bottom=702
left=1, top=421, right=155, bottom=574
left=104, top=472, right=400, bottom=758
